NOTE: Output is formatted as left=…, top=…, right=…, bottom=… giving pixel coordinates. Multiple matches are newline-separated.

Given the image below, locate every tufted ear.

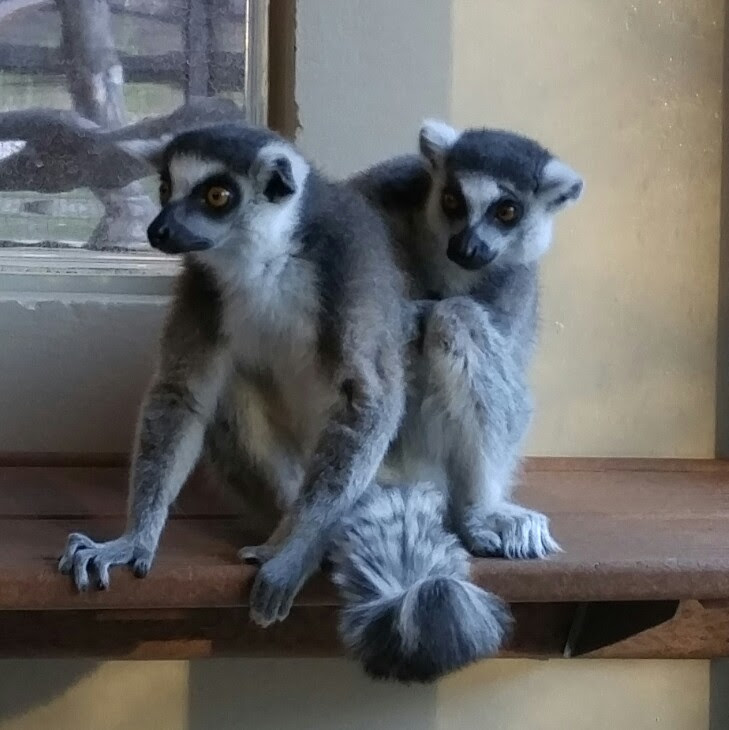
left=251, top=149, right=297, bottom=202
left=418, top=118, right=460, bottom=168
left=539, top=158, right=584, bottom=211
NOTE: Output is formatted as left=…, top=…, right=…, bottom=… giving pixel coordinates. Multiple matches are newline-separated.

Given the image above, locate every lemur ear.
left=252, top=149, right=297, bottom=202
left=539, top=158, right=584, bottom=211
left=419, top=119, right=460, bottom=168
left=115, top=136, right=172, bottom=171
left=264, top=156, right=296, bottom=201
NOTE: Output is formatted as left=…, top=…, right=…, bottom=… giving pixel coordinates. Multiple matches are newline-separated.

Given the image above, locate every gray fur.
left=59, top=123, right=408, bottom=629
left=320, top=122, right=581, bottom=682
left=352, top=120, right=583, bottom=559
left=329, top=484, right=512, bottom=682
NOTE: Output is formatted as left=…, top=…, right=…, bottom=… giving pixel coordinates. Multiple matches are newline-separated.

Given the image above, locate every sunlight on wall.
left=452, top=0, right=723, bottom=457
left=437, top=659, right=708, bottom=730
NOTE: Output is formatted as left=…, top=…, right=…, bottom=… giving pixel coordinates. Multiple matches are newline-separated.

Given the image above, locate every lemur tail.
left=329, top=484, right=512, bottom=683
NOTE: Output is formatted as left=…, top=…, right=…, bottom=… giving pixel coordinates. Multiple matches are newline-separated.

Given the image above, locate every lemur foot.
left=58, top=532, right=153, bottom=591
left=462, top=503, right=561, bottom=560
left=249, top=553, right=307, bottom=628
left=237, top=543, right=278, bottom=565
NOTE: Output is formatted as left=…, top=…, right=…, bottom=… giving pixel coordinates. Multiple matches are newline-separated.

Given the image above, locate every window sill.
left=1, top=457, right=728, bottom=660
left=0, top=249, right=179, bottom=296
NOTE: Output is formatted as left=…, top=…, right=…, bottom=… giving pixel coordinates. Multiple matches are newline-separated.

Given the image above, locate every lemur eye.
left=494, top=200, right=520, bottom=225
left=159, top=180, right=171, bottom=205
left=441, top=190, right=465, bottom=217
left=205, top=186, right=232, bottom=209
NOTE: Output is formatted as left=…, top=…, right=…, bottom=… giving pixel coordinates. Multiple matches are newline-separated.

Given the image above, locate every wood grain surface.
left=3, top=458, right=729, bottom=658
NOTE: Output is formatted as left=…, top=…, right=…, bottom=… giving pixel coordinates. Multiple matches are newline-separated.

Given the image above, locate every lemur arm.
left=59, top=265, right=228, bottom=589
left=125, top=320, right=228, bottom=562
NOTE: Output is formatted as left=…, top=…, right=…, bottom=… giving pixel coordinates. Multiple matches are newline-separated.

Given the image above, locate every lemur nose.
left=147, top=222, right=169, bottom=247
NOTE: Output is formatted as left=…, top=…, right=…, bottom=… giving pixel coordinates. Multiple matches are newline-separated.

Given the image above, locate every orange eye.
left=159, top=180, right=171, bottom=205
left=494, top=201, right=519, bottom=224
left=205, top=186, right=232, bottom=209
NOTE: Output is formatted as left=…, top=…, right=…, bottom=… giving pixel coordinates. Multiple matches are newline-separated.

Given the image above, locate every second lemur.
left=348, top=120, right=584, bottom=559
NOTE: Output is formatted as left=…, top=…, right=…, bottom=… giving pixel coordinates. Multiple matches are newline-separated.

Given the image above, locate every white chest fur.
left=215, top=254, right=338, bottom=463
left=223, top=261, right=317, bottom=368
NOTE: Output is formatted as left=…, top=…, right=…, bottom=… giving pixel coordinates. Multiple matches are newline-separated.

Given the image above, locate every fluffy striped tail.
left=329, top=485, right=512, bottom=682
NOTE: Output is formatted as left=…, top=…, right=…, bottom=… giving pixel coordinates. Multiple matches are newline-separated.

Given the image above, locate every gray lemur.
left=59, top=123, right=407, bottom=626
left=218, top=119, right=581, bottom=680
left=345, top=120, right=583, bottom=562
left=57, top=122, right=512, bottom=682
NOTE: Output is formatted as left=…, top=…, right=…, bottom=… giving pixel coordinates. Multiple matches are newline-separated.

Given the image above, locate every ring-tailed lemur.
left=201, top=120, right=583, bottom=681
left=346, top=120, right=583, bottom=562
left=58, top=123, right=511, bottom=682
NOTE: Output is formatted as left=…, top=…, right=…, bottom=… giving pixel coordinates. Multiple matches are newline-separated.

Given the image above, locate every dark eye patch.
left=440, top=177, right=468, bottom=219
left=158, top=169, right=172, bottom=206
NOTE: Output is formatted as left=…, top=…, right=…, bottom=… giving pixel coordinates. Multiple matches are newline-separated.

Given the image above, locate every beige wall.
left=1, top=1, right=723, bottom=729
left=437, top=2, right=720, bottom=728
left=0, top=658, right=710, bottom=730
left=452, top=0, right=724, bottom=458
left=295, top=0, right=452, bottom=177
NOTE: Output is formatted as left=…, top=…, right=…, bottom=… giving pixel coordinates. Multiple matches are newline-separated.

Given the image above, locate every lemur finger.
left=58, top=532, right=96, bottom=573
left=72, top=549, right=94, bottom=592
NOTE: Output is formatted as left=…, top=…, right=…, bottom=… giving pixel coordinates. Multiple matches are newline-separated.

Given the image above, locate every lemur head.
left=419, top=120, right=583, bottom=270
left=128, top=123, right=309, bottom=258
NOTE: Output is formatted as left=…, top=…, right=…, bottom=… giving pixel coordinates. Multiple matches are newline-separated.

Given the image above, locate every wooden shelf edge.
left=0, top=600, right=725, bottom=661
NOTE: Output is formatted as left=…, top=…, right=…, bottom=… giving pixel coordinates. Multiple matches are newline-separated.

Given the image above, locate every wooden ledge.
left=3, top=458, right=729, bottom=660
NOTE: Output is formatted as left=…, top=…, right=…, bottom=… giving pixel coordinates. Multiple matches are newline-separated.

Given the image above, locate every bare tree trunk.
left=55, top=0, right=155, bottom=250
left=184, top=0, right=211, bottom=100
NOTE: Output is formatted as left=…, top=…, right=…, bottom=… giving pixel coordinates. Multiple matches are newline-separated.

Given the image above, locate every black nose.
left=147, top=221, right=169, bottom=248
left=447, top=230, right=497, bottom=270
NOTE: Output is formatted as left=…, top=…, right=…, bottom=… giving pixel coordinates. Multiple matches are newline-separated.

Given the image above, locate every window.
left=0, top=0, right=269, bottom=277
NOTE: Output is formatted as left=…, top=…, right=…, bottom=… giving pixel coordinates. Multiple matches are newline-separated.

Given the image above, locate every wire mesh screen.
left=0, top=0, right=253, bottom=255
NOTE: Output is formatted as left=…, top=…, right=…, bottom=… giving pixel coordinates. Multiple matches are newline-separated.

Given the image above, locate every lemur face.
left=419, top=120, right=583, bottom=270
left=145, top=125, right=308, bottom=258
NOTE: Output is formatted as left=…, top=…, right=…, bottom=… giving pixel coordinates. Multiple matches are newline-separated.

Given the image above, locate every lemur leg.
left=205, top=406, right=293, bottom=567
left=419, top=297, right=560, bottom=559
left=238, top=513, right=292, bottom=565
left=211, top=378, right=304, bottom=567
left=248, top=345, right=406, bottom=628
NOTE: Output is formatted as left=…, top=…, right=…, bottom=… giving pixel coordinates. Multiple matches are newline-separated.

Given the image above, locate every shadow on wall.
left=0, top=660, right=187, bottom=730
left=0, top=658, right=435, bottom=730
left=0, top=660, right=97, bottom=724
left=188, top=658, right=436, bottom=730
